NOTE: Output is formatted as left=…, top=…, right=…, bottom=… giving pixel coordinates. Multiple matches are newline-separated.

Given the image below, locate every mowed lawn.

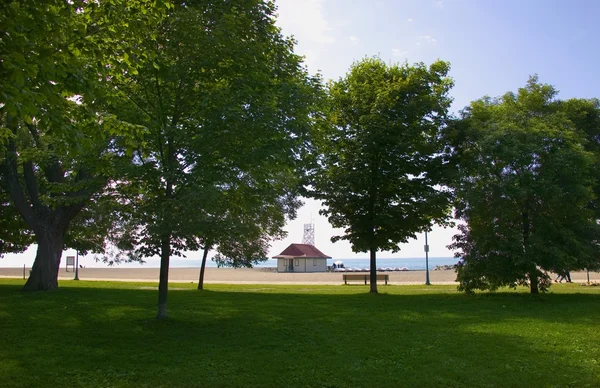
left=0, top=280, right=599, bottom=387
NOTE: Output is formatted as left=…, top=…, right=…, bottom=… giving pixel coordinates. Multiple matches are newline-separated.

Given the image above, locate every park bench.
left=343, top=273, right=389, bottom=285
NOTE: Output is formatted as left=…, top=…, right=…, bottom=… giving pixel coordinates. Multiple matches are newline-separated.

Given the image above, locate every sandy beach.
left=1, top=266, right=599, bottom=285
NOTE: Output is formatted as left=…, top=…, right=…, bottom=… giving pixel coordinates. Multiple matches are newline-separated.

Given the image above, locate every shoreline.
left=1, top=267, right=598, bottom=285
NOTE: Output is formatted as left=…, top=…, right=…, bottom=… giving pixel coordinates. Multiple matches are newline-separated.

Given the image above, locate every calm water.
left=132, top=256, right=460, bottom=270
left=2, top=254, right=459, bottom=269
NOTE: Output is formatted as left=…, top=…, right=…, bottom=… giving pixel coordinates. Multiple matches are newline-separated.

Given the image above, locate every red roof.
left=273, top=243, right=331, bottom=259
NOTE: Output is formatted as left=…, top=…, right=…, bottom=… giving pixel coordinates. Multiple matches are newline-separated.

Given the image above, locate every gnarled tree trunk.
left=24, top=226, right=66, bottom=291
left=3, top=128, right=95, bottom=292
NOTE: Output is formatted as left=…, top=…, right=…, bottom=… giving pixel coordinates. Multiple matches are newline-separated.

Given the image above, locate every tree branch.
left=22, top=160, right=48, bottom=217
left=1, top=140, right=38, bottom=228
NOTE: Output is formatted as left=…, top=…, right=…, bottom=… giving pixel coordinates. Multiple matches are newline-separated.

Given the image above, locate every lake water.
left=129, top=256, right=460, bottom=270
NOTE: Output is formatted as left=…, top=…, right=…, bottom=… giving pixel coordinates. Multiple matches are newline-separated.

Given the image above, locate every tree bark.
left=521, top=207, right=538, bottom=294
left=24, top=226, right=65, bottom=291
left=4, top=131, right=93, bottom=292
left=156, top=235, right=171, bottom=319
left=529, top=271, right=539, bottom=294
left=197, top=244, right=210, bottom=290
left=369, top=247, right=378, bottom=294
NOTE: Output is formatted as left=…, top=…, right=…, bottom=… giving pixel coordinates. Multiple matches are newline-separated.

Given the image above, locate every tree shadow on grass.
left=0, top=284, right=599, bottom=387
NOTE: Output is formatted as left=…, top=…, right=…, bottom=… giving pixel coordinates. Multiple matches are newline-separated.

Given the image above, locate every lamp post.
left=425, top=229, right=431, bottom=285
left=74, top=250, right=79, bottom=281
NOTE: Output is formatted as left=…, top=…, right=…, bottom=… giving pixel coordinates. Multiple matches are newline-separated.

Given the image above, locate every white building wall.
left=294, top=258, right=306, bottom=272
left=305, top=258, right=327, bottom=273
left=277, top=259, right=287, bottom=272
left=277, top=257, right=327, bottom=272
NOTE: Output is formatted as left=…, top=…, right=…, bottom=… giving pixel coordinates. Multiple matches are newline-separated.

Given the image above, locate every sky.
left=3, top=0, right=600, bottom=267
left=270, top=0, right=600, bottom=260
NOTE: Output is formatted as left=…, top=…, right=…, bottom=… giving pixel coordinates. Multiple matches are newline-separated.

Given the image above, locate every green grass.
left=1, top=279, right=599, bottom=387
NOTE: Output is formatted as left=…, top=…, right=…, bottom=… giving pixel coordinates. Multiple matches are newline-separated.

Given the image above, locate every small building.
left=273, top=243, right=331, bottom=273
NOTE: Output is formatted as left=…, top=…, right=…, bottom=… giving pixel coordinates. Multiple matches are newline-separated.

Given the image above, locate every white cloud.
left=418, top=35, right=438, bottom=45
left=392, top=49, right=408, bottom=57
left=349, top=35, right=359, bottom=45
left=435, top=0, right=444, bottom=8
left=275, top=0, right=336, bottom=44
left=407, top=18, right=413, bottom=22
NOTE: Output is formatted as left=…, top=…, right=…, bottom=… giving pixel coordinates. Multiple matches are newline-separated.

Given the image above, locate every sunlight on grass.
left=0, top=279, right=598, bottom=387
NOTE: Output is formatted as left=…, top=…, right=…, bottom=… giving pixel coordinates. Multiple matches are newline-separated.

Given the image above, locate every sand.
left=1, top=266, right=599, bottom=285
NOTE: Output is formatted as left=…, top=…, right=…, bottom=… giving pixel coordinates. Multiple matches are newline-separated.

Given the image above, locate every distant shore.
left=1, top=267, right=599, bottom=285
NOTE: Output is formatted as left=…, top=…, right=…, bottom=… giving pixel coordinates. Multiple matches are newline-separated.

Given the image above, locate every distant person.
left=555, top=270, right=572, bottom=283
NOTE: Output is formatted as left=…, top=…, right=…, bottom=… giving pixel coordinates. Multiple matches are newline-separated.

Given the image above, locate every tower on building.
left=302, top=223, right=315, bottom=246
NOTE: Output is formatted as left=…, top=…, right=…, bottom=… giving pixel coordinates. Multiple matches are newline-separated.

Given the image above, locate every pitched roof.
left=273, top=243, right=331, bottom=259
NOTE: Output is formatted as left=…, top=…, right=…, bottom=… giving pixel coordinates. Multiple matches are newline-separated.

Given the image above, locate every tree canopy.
left=447, top=77, right=600, bottom=294
left=107, top=0, right=323, bottom=317
left=313, top=58, right=454, bottom=293
left=0, top=0, right=169, bottom=290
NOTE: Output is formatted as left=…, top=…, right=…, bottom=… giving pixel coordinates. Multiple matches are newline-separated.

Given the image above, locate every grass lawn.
left=0, top=279, right=599, bottom=387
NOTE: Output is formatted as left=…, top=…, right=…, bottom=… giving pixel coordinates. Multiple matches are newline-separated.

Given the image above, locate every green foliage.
left=448, top=77, right=600, bottom=294
left=313, top=57, right=453, bottom=291
left=0, top=280, right=599, bottom=387
left=0, top=0, right=170, bottom=290
left=0, top=188, right=33, bottom=257
left=109, top=0, right=322, bottom=263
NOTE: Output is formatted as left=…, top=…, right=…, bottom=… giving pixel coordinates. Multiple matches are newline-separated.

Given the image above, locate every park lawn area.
left=0, top=279, right=599, bottom=387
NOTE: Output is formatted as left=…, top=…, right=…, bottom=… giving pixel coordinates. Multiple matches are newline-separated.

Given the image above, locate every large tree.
left=0, top=0, right=168, bottom=290
left=447, top=77, right=600, bottom=294
left=109, top=0, right=322, bottom=318
left=313, top=58, right=454, bottom=293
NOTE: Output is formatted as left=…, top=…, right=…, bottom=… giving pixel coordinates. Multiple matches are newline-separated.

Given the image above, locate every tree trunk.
left=156, top=236, right=171, bottom=319
left=369, top=247, right=378, bottom=294
left=197, top=245, right=210, bottom=290
left=24, top=227, right=65, bottom=291
left=522, top=208, right=538, bottom=294
left=529, top=271, right=539, bottom=294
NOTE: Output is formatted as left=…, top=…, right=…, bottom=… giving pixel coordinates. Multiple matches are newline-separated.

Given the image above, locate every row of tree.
left=1, top=2, right=599, bottom=319
left=1, top=0, right=321, bottom=319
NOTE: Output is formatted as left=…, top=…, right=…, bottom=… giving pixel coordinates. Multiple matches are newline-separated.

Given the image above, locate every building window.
left=295, top=259, right=299, bottom=266
left=313, top=259, right=317, bottom=266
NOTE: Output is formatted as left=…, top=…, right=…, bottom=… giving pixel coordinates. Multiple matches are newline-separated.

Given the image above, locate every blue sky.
left=270, top=0, right=600, bottom=260
left=3, top=0, right=599, bottom=267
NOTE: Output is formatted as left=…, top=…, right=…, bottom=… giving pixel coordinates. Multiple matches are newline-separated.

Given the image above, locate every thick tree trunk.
left=197, top=245, right=210, bottom=290
left=529, top=272, right=539, bottom=294
left=369, top=247, right=378, bottom=294
left=24, top=227, right=65, bottom=291
left=157, top=236, right=171, bottom=319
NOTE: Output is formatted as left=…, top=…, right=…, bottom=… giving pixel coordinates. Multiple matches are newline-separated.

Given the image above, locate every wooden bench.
left=343, top=273, right=389, bottom=285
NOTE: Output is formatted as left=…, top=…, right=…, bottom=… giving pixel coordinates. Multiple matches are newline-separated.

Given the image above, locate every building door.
left=288, top=259, right=294, bottom=272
